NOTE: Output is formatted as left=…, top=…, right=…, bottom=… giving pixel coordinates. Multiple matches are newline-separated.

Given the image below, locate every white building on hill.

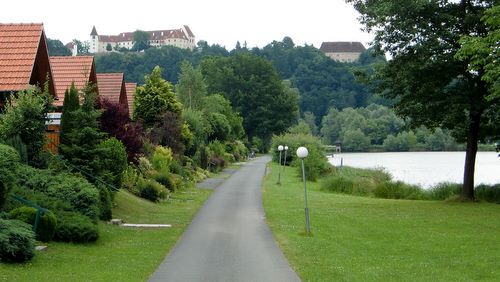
left=89, top=25, right=195, bottom=53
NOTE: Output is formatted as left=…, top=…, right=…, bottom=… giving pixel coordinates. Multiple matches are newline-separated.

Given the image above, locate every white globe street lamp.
left=296, top=146, right=311, bottom=235
left=277, top=145, right=284, bottom=185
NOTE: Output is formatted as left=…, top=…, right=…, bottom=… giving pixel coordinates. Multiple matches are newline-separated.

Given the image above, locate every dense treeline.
left=94, top=38, right=385, bottom=126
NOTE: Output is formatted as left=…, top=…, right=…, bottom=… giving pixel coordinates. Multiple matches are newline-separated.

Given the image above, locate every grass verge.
left=263, top=162, right=500, bottom=281
left=0, top=188, right=211, bottom=281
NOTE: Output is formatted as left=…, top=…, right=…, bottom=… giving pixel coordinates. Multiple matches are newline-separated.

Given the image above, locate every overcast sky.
left=1, top=0, right=373, bottom=49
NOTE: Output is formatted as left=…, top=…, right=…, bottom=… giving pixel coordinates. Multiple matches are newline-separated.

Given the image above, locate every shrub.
left=9, top=206, right=57, bottom=242
left=475, top=184, right=500, bottom=203
left=122, top=165, right=140, bottom=194
left=97, top=184, right=112, bottom=221
left=427, top=182, right=461, bottom=200
left=0, top=219, right=36, bottom=263
left=151, top=145, right=173, bottom=173
left=15, top=165, right=100, bottom=221
left=0, top=144, right=20, bottom=207
left=53, top=211, right=99, bottom=243
left=272, top=133, right=330, bottom=181
left=137, top=157, right=153, bottom=177
left=374, top=181, right=425, bottom=200
left=136, top=177, right=167, bottom=202
left=95, top=137, right=128, bottom=189
left=153, top=170, right=176, bottom=192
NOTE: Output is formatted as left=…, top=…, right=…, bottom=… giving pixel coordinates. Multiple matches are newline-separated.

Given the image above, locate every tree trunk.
left=462, top=111, right=481, bottom=201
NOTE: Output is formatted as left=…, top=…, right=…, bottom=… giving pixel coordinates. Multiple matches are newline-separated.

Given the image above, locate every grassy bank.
left=263, top=162, right=500, bottom=281
left=0, top=188, right=211, bottom=281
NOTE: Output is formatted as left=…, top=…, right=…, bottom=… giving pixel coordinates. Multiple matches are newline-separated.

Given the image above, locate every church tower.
left=89, top=26, right=99, bottom=53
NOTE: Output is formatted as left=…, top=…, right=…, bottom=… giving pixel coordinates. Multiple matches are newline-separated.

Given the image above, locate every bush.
left=0, top=219, right=36, bottom=263
left=136, top=177, right=167, bottom=202
left=122, top=165, right=139, bottom=194
left=374, top=181, right=425, bottom=200
left=427, top=182, right=461, bottom=200
left=15, top=165, right=100, bottom=221
left=53, top=211, right=99, bottom=243
left=153, top=170, right=176, bottom=192
left=271, top=133, right=330, bottom=181
left=475, top=184, right=500, bottom=203
left=9, top=206, right=57, bottom=242
left=95, top=137, right=128, bottom=189
left=151, top=145, right=173, bottom=173
left=0, top=144, right=20, bottom=207
left=97, top=184, right=112, bottom=221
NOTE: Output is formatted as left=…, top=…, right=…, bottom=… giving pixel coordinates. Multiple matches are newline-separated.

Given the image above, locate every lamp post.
left=297, top=146, right=311, bottom=235
left=283, top=146, right=288, bottom=171
left=277, top=145, right=284, bottom=185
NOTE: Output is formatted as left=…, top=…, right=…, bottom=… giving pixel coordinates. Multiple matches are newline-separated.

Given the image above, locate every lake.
left=328, top=151, right=500, bottom=188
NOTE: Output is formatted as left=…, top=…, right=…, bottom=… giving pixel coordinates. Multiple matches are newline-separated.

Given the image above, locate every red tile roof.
left=50, top=56, right=96, bottom=107
left=125, top=82, right=136, bottom=117
left=0, top=23, right=54, bottom=93
left=96, top=73, right=126, bottom=105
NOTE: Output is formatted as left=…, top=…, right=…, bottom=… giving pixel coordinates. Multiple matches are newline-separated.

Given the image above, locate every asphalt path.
left=149, top=156, right=300, bottom=282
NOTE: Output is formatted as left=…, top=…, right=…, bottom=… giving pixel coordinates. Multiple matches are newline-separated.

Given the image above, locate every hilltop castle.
left=89, top=25, right=195, bottom=53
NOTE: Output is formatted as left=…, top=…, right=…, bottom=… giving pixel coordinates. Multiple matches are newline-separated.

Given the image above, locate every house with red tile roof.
left=96, top=73, right=129, bottom=114
left=89, top=25, right=195, bottom=53
left=50, top=56, right=98, bottom=108
left=0, top=23, right=56, bottom=108
left=320, top=42, right=366, bottom=62
left=125, top=82, right=136, bottom=118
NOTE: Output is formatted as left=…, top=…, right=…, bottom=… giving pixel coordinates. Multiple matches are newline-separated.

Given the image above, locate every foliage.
left=342, top=129, right=371, bottom=152
left=0, top=86, right=52, bottom=167
left=47, top=38, right=71, bottom=56
left=320, top=166, right=390, bottom=196
left=95, top=137, right=128, bottom=189
left=133, top=66, right=182, bottom=128
left=201, top=94, right=245, bottom=141
left=2, top=135, right=28, bottom=163
left=201, top=52, right=298, bottom=149
left=136, top=177, right=167, bottom=202
left=151, top=146, right=173, bottom=173
left=346, top=0, right=499, bottom=199
left=0, top=144, right=20, bottom=207
left=15, top=165, right=100, bottom=221
left=0, top=219, right=35, bottom=263
left=427, top=182, right=462, bottom=201
left=9, top=207, right=57, bottom=242
left=287, top=120, right=312, bottom=135
left=374, top=181, right=426, bottom=200
left=456, top=5, right=500, bottom=100
left=271, top=133, right=330, bottom=181
left=132, top=30, right=151, bottom=52
left=153, top=170, right=176, bottom=192
left=121, top=165, right=140, bottom=194
left=98, top=98, right=144, bottom=163
left=175, top=61, right=207, bottom=109
left=71, top=39, right=90, bottom=55
left=53, top=211, right=99, bottom=243
left=475, top=184, right=500, bottom=203
left=149, top=111, right=185, bottom=154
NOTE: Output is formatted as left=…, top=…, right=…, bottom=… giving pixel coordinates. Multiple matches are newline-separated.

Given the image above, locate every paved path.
left=149, top=156, right=300, bottom=282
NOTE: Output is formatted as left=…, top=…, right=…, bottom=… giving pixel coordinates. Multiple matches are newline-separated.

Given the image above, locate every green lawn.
left=0, top=188, right=211, bottom=281
left=263, top=163, right=500, bottom=281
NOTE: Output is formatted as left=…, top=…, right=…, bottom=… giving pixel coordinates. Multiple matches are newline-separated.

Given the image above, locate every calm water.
left=328, top=152, right=500, bottom=188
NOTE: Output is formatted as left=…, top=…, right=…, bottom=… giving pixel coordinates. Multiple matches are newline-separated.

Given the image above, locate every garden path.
left=148, top=156, right=300, bottom=282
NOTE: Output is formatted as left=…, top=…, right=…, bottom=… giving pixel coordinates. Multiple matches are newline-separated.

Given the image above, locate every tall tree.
left=175, top=61, right=207, bottom=109
left=347, top=0, right=499, bottom=200
left=47, top=38, right=71, bottom=56
left=201, top=53, right=298, bottom=149
left=133, top=66, right=182, bottom=128
left=132, top=30, right=150, bottom=52
left=0, top=86, right=52, bottom=167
